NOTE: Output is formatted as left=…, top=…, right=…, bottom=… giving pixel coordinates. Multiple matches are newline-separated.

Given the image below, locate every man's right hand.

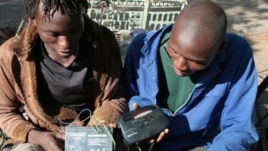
left=132, top=103, right=169, bottom=143
left=27, top=129, right=65, bottom=151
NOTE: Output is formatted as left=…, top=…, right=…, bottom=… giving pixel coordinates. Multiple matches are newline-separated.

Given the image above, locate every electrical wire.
left=58, top=108, right=92, bottom=128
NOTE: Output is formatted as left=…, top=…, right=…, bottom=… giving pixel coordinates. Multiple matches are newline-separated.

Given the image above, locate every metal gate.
left=87, top=0, right=187, bottom=41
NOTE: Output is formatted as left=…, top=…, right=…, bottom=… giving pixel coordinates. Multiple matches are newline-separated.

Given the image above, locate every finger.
left=133, top=103, right=140, bottom=110
left=47, top=140, right=63, bottom=151
left=48, top=146, right=63, bottom=151
left=55, top=132, right=65, bottom=140
left=164, top=128, right=169, bottom=134
left=48, top=145, right=63, bottom=151
left=156, top=129, right=169, bottom=142
left=149, top=139, right=155, bottom=144
left=156, top=132, right=165, bottom=142
left=108, top=123, right=117, bottom=128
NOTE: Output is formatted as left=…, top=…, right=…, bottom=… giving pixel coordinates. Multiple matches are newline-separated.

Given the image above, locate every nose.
left=58, top=36, right=71, bottom=50
left=173, top=57, right=188, bottom=72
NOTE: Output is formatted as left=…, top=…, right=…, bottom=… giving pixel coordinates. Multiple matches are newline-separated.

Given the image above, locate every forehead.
left=35, top=2, right=82, bottom=21
left=34, top=8, right=84, bottom=35
left=168, top=24, right=218, bottom=62
left=173, top=27, right=214, bottom=45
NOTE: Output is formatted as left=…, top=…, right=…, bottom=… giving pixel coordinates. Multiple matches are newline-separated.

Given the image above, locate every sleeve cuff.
left=12, top=123, right=36, bottom=143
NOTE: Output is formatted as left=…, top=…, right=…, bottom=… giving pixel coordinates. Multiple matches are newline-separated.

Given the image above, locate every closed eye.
left=166, top=42, right=207, bottom=65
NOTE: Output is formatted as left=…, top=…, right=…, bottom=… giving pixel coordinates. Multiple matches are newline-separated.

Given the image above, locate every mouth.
left=173, top=67, right=188, bottom=76
left=175, top=70, right=187, bottom=76
left=60, top=50, right=71, bottom=53
left=58, top=50, right=75, bottom=57
left=58, top=44, right=79, bottom=57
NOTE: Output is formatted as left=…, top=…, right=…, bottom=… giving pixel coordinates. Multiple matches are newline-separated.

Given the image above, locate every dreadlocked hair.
left=23, top=0, right=89, bottom=20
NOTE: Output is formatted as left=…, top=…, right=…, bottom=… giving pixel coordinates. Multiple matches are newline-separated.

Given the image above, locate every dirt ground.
left=245, top=32, right=268, bottom=87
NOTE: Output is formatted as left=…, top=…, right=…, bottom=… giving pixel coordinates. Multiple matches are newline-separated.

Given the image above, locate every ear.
left=217, top=40, right=228, bottom=53
left=221, top=40, right=228, bottom=48
left=32, top=18, right=37, bottom=26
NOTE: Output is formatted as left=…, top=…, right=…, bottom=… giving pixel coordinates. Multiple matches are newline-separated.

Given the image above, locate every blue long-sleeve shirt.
left=124, top=24, right=259, bottom=151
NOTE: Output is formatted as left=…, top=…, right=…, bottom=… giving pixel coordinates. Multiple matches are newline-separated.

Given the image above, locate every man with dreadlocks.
left=0, top=0, right=128, bottom=150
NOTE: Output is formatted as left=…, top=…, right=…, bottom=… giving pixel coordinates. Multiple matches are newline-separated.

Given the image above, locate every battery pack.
left=65, top=126, right=114, bottom=151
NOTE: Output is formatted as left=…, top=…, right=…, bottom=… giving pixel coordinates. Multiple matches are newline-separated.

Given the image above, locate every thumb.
left=55, top=132, right=65, bottom=140
left=133, top=103, right=140, bottom=110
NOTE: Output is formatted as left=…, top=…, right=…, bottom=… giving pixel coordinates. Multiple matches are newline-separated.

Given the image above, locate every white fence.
left=87, top=0, right=187, bottom=41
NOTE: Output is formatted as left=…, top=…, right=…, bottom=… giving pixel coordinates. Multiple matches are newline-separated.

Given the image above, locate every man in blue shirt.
left=124, top=0, right=259, bottom=150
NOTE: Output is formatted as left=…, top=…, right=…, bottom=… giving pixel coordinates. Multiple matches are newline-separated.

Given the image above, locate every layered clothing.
left=124, top=24, right=258, bottom=151
left=0, top=16, right=127, bottom=143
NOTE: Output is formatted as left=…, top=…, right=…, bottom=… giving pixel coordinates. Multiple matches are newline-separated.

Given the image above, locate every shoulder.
left=130, top=30, right=158, bottom=49
left=131, top=32, right=147, bottom=45
left=131, top=24, right=173, bottom=46
left=126, top=32, right=148, bottom=57
left=224, top=33, right=253, bottom=58
left=225, top=33, right=252, bottom=50
left=215, top=33, right=255, bottom=72
left=84, top=16, right=116, bottom=41
left=0, top=36, right=19, bottom=59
